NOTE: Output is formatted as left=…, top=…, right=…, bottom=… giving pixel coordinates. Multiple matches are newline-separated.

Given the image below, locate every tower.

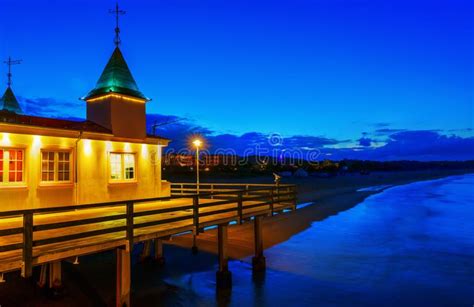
left=83, top=3, right=149, bottom=139
left=1, top=57, right=22, bottom=114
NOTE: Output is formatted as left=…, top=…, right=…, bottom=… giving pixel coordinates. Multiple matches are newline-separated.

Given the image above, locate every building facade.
left=0, top=46, right=170, bottom=211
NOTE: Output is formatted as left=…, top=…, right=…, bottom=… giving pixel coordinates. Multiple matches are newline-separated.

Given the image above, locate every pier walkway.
left=0, top=183, right=297, bottom=306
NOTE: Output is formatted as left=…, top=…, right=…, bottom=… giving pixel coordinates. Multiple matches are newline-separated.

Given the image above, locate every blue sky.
left=0, top=0, right=473, bottom=160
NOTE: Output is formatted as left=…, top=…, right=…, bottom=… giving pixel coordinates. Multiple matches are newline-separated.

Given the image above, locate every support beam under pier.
left=252, top=216, right=266, bottom=271
left=216, top=224, right=232, bottom=289
left=140, top=240, right=152, bottom=262
left=192, top=234, right=198, bottom=254
left=154, top=239, right=165, bottom=265
left=116, top=248, right=131, bottom=307
left=49, top=261, right=62, bottom=289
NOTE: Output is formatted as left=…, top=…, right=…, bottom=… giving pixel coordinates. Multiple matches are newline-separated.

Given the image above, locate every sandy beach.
left=168, top=169, right=473, bottom=259
left=0, top=169, right=472, bottom=306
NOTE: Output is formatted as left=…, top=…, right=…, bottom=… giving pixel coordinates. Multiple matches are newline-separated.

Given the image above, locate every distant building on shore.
left=164, top=153, right=238, bottom=168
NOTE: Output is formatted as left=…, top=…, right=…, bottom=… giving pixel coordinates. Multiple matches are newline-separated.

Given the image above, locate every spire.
left=1, top=87, right=22, bottom=113
left=110, top=2, right=126, bottom=48
left=83, top=4, right=147, bottom=101
left=1, top=57, right=22, bottom=113
left=83, top=47, right=148, bottom=101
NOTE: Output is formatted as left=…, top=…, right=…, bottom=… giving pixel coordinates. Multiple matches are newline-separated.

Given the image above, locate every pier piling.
left=116, top=247, right=131, bottom=307
left=140, top=240, right=152, bottom=262
left=216, top=223, right=232, bottom=289
left=252, top=216, right=266, bottom=271
left=49, top=261, right=62, bottom=289
left=154, top=239, right=165, bottom=265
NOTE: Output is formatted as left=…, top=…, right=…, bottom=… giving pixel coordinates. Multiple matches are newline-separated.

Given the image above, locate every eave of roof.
left=0, top=110, right=169, bottom=144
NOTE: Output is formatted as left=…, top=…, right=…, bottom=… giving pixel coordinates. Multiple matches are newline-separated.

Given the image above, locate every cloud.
left=333, top=130, right=474, bottom=161
left=148, top=114, right=347, bottom=158
left=374, top=128, right=407, bottom=136
left=19, top=97, right=85, bottom=119
left=358, top=137, right=372, bottom=147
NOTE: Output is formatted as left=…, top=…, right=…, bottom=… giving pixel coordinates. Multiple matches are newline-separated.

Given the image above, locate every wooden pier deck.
left=0, top=183, right=297, bottom=306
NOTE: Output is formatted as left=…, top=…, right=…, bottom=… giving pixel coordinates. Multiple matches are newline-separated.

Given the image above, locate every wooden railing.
left=0, top=184, right=297, bottom=276
left=171, top=182, right=296, bottom=198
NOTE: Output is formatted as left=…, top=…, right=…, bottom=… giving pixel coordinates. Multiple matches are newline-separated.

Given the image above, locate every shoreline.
left=169, top=169, right=473, bottom=259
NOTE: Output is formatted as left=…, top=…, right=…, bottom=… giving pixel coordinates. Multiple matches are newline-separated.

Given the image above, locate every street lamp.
left=193, top=139, right=202, bottom=193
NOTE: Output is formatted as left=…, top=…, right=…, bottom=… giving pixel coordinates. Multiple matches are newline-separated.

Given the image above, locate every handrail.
left=0, top=183, right=297, bottom=277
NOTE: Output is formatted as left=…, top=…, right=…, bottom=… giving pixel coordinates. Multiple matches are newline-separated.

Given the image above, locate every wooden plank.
left=34, top=226, right=127, bottom=246
left=134, top=215, right=193, bottom=229
left=34, top=214, right=127, bottom=231
left=0, top=227, right=23, bottom=237
left=34, top=239, right=127, bottom=265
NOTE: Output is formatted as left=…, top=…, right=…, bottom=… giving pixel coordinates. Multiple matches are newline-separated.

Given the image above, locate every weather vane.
left=109, top=2, right=126, bottom=47
left=3, top=57, right=22, bottom=87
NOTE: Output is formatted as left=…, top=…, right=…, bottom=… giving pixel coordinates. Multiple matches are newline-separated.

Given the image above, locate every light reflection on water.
left=142, top=174, right=474, bottom=306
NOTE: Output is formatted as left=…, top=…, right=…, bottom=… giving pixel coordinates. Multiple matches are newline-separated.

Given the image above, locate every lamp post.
left=193, top=139, right=202, bottom=193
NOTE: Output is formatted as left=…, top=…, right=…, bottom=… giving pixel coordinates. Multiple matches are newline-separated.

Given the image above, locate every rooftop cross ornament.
left=109, top=2, right=126, bottom=47
left=3, top=57, right=22, bottom=88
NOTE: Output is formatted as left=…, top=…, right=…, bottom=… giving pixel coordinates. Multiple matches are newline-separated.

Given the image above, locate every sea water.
left=140, top=174, right=474, bottom=306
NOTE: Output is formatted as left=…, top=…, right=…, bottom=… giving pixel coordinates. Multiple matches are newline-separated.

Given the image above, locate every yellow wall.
left=0, top=132, right=168, bottom=211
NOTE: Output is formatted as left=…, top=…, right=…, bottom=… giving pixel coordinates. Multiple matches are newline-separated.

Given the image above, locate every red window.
left=0, top=148, right=24, bottom=184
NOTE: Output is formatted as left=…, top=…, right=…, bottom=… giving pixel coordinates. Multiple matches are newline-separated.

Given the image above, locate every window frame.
left=39, top=149, right=74, bottom=185
left=108, top=152, right=138, bottom=184
left=0, top=147, right=26, bottom=187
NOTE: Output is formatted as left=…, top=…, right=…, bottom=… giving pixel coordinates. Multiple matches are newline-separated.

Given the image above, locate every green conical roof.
left=84, top=47, right=148, bottom=101
left=1, top=87, right=22, bottom=114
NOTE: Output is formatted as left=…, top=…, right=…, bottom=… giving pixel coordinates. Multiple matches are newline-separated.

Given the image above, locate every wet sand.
left=0, top=169, right=471, bottom=306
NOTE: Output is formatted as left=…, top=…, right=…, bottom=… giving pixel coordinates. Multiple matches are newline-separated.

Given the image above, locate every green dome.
left=1, top=87, right=22, bottom=114
left=84, top=47, right=148, bottom=101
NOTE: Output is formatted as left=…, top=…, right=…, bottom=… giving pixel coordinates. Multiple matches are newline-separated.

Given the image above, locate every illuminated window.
left=41, top=151, right=72, bottom=183
left=109, top=153, right=136, bottom=182
left=0, top=148, right=24, bottom=184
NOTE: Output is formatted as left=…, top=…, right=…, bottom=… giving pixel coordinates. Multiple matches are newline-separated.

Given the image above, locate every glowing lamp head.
left=193, top=139, right=202, bottom=148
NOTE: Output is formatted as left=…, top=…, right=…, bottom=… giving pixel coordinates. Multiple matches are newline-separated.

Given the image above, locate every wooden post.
left=126, top=202, right=134, bottom=252
left=140, top=240, right=152, bottom=262
left=192, top=195, right=199, bottom=254
left=22, top=212, right=33, bottom=278
left=292, top=186, right=297, bottom=211
left=216, top=224, right=232, bottom=288
left=37, top=264, right=48, bottom=288
left=237, top=191, right=243, bottom=224
left=116, top=248, right=131, bottom=307
left=49, top=261, right=62, bottom=289
left=153, top=239, right=165, bottom=265
left=252, top=216, right=266, bottom=271
left=276, top=183, right=280, bottom=204
left=270, top=188, right=275, bottom=216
